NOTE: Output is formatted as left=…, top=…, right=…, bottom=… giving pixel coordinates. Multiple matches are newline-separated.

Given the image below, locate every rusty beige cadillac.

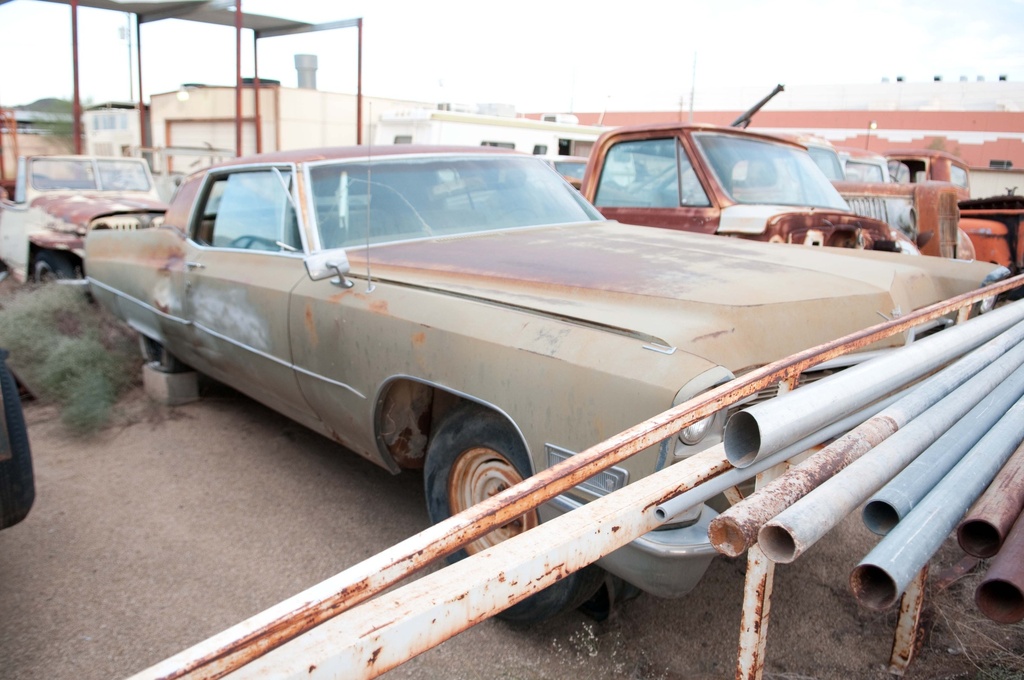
left=86, top=146, right=1003, bottom=622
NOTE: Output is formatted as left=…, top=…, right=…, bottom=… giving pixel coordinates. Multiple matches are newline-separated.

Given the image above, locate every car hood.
left=346, top=221, right=999, bottom=371
left=29, top=193, right=167, bottom=228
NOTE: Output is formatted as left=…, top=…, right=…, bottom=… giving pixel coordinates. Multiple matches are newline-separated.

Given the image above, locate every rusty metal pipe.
left=759, top=341, right=1024, bottom=564
left=124, top=282, right=1024, bottom=680
left=849, top=394, right=1024, bottom=610
left=656, top=389, right=907, bottom=524
left=975, top=510, right=1024, bottom=623
left=709, top=316, right=1024, bottom=557
left=863, top=359, right=1024, bottom=535
left=957, top=440, right=1024, bottom=557
left=724, top=299, right=1024, bottom=468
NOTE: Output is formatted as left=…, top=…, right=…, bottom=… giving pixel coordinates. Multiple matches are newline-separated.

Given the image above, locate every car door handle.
left=185, top=261, right=206, bottom=270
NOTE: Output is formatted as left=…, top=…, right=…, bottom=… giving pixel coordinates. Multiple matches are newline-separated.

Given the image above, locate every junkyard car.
left=579, top=123, right=913, bottom=251
left=0, top=155, right=167, bottom=282
left=85, top=146, right=1005, bottom=622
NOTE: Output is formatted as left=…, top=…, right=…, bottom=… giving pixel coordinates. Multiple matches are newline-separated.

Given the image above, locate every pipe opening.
left=708, top=517, right=750, bottom=558
left=976, top=579, right=1024, bottom=624
left=862, top=500, right=901, bottom=536
left=758, top=524, right=797, bottom=563
left=957, top=520, right=1001, bottom=558
left=724, top=411, right=761, bottom=468
left=849, top=564, right=898, bottom=610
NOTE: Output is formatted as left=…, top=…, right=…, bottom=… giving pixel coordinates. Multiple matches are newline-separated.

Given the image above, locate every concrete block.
left=142, top=363, right=199, bottom=406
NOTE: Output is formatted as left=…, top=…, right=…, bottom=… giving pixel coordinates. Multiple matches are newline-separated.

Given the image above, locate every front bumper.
left=541, top=494, right=719, bottom=598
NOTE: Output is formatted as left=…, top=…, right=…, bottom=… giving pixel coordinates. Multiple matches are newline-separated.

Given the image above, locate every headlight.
left=679, top=415, right=715, bottom=445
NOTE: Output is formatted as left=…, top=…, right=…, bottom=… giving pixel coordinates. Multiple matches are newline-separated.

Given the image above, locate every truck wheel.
left=139, top=335, right=188, bottom=373
left=33, top=251, right=79, bottom=282
left=423, top=403, right=605, bottom=624
left=0, top=349, right=34, bottom=530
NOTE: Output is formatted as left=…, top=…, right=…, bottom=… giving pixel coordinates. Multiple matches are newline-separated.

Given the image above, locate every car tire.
left=0, top=349, right=34, bottom=530
left=33, top=251, right=79, bottom=282
left=139, top=335, right=188, bottom=374
left=423, top=402, right=605, bottom=624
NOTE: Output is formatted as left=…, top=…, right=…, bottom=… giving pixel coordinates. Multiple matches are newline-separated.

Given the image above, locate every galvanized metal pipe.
left=656, top=389, right=907, bottom=524
left=975, top=510, right=1024, bottom=624
left=127, top=280, right=1024, bottom=680
left=708, top=318, right=1024, bottom=557
left=863, top=358, right=1024, bottom=535
left=957, top=439, right=1024, bottom=557
left=724, top=298, right=1024, bottom=468
left=849, top=394, right=1024, bottom=610
left=758, top=337, right=1024, bottom=564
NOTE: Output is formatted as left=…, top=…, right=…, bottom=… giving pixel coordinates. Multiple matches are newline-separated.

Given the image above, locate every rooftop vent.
left=295, top=54, right=318, bottom=90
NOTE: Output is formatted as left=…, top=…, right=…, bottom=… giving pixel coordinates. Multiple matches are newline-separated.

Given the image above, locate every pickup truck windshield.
left=309, top=155, right=603, bottom=249
left=30, top=158, right=152, bottom=192
left=694, top=133, right=849, bottom=210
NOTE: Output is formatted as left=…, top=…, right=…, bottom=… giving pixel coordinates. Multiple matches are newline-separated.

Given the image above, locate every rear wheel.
left=33, top=251, right=79, bottom=282
left=0, top=348, right=34, bottom=530
left=424, top=403, right=604, bottom=624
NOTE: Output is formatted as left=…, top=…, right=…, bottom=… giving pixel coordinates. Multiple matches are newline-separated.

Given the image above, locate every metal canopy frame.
left=2, top=0, right=363, bottom=155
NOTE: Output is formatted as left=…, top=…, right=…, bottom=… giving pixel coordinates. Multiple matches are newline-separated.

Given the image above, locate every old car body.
left=0, top=155, right=167, bottom=282
left=86, top=146, right=1003, bottom=620
left=579, top=123, right=911, bottom=252
left=886, top=148, right=971, bottom=198
left=959, top=193, right=1024, bottom=274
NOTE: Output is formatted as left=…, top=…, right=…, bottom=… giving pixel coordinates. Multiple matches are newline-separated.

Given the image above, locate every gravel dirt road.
left=0, top=368, right=1019, bottom=679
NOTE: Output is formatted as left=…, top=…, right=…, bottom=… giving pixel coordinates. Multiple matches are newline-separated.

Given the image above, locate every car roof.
left=205, top=145, right=522, bottom=169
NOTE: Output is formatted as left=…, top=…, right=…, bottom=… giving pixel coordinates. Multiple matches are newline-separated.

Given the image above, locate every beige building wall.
left=149, top=85, right=431, bottom=174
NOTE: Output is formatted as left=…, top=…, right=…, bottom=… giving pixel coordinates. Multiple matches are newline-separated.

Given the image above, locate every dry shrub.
left=0, top=284, right=141, bottom=432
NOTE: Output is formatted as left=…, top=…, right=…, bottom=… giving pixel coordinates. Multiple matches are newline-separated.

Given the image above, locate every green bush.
left=0, top=284, right=141, bottom=432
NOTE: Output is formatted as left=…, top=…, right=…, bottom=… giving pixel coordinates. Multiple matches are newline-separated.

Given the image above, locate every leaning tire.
left=424, top=403, right=604, bottom=624
left=33, top=250, right=79, bottom=282
left=0, top=349, right=34, bottom=530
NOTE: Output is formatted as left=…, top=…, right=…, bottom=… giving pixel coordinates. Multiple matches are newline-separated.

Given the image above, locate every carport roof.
left=1, top=0, right=358, bottom=37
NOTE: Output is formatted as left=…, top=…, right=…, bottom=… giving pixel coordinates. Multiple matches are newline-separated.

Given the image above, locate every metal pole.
left=958, top=440, right=1024, bottom=557
left=252, top=32, right=261, bottom=154
left=356, top=18, right=363, bottom=145
left=760, top=340, right=1024, bottom=564
left=709, top=314, right=1024, bottom=557
left=71, top=0, right=82, bottom=154
left=235, top=1, right=243, bottom=157
left=136, top=16, right=145, bottom=151
left=850, top=393, right=1024, bottom=610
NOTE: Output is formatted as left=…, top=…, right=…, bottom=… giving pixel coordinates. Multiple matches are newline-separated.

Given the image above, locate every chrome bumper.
left=541, top=494, right=719, bottom=598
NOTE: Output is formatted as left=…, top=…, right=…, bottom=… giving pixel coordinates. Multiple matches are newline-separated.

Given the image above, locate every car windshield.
left=30, top=158, right=152, bottom=192
left=308, top=155, right=603, bottom=249
left=694, top=133, right=849, bottom=210
left=552, top=160, right=587, bottom=181
left=806, top=146, right=845, bottom=181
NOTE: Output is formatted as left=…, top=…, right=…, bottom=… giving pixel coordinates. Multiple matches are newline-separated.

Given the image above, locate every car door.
left=591, top=136, right=719, bottom=234
left=180, top=164, right=319, bottom=429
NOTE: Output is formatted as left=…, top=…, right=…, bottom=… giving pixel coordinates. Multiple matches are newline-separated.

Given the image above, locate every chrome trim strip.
left=86, top=277, right=192, bottom=327
left=87, top=277, right=366, bottom=399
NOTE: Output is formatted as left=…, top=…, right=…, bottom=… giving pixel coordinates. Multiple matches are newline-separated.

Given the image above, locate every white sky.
left=1, top=0, right=1023, bottom=113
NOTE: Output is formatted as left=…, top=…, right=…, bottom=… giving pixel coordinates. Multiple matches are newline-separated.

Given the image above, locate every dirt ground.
left=0, top=282, right=1021, bottom=679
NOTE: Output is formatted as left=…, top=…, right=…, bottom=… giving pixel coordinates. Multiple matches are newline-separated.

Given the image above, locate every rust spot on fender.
left=611, top=525, right=621, bottom=533
left=304, top=303, right=319, bottom=349
left=367, top=648, right=381, bottom=666
left=369, top=299, right=389, bottom=314
left=412, top=331, right=426, bottom=346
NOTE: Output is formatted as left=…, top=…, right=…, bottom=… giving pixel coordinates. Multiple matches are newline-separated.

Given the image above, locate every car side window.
left=593, top=138, right=709, bottom=208
left=192, top=169, right=299, bottom=251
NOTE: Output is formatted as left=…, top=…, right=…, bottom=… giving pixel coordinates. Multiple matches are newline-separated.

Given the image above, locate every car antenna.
left=364, top=103, right=376, bottom=293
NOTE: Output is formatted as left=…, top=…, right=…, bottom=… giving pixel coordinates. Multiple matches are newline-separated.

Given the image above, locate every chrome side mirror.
left=304, top=249, right=354, bottom=288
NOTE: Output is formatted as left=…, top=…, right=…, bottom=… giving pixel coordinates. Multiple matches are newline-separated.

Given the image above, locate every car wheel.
left=0, top=349, right=34, bottom=530
left=423, top=403, right=605, bottom=624
left=33, top=251, right=79, bottom=282
left=139, top=335, right=188, bottom=374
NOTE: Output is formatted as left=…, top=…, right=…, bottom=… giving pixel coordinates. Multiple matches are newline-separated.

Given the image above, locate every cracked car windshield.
left=694, top=133, right=849, bottom=210
left=309, top=156, right=602, bottom=249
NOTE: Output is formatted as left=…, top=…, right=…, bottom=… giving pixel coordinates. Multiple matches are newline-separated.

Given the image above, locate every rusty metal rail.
left=127, top=274, right=1024, bottom=680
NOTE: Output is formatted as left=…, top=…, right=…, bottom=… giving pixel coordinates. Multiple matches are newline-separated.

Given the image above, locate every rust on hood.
left=30, top=193, right=167, bottom=230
